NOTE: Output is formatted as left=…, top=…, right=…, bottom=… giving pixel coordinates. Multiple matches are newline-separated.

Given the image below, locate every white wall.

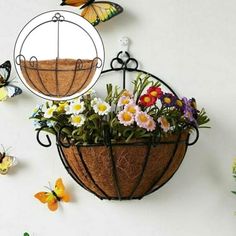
left=0, top=1, right=235, bottom=235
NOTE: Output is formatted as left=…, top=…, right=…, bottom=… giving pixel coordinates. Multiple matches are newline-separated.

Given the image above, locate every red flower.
left=147, top=86, right=163, bottom=99
left=139, top=94, right=157, bottom=107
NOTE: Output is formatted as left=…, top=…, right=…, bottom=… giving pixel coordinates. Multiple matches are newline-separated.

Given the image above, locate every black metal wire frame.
left=15, top=12, right=102, bottom=97
left=36, top=51, right=200, bottom=200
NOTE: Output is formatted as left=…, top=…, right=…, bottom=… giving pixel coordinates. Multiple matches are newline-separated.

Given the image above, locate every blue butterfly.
left=0, top=61, right=22, bottom=101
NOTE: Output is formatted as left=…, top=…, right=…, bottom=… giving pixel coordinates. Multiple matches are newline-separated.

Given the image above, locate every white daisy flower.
left=44, top=105, right=57, bottom=119
left=70, top=114, right=86, bottom=127
left=93, top=100, right=111, bottom=116
left=65, top=101, right=85, bottom=115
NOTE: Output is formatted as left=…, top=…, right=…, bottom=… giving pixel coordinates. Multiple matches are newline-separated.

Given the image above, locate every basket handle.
left=36, top=126, right=55, bottom=147
left=187, top=125, right=199, bottom=146
left=57, top=126, right=72, bottom=148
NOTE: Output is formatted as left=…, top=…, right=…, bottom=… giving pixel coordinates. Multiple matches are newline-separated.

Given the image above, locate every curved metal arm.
left=57, top=126, right=72, bottom=148
left=36, top=126, right=53, bottom=147
left=187, top=125, right=199, bottom=146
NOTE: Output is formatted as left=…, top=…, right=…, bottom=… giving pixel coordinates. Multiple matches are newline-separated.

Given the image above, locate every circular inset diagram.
left=14, top=10, right=105, bottom=101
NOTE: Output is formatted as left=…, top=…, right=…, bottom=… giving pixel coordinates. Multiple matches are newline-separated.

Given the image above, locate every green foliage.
left=30, top=73, right=210, bottom=145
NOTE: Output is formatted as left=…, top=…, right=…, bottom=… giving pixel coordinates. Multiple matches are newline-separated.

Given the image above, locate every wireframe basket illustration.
left=35, top=51, right=201, bottom=200
left=16, top=56, right=100, bottom=97
left=15, top=12, right=103, bottom=98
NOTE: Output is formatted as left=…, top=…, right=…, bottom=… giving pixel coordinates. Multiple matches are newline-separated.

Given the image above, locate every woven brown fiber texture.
left=62, top=131, right=189, bottom=199
left=20, top=58, right=97, bottom=97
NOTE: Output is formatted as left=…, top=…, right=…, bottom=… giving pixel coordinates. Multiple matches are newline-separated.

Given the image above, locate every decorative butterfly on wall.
left=0, top=61, right=22, bottom=101
left=34, top=178, right=70, bottom=212
left=61, top=0, right=123, bottom=26
left=0, top=147, right=17, bottom=175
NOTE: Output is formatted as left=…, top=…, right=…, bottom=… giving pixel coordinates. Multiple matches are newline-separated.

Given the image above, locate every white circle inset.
left=14, top=10, right=105, bottom=101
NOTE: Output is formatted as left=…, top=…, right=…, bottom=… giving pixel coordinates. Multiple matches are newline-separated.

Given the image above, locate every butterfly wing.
left=34, top=192, right=59, bottom=211
left=0, top=85, right=22, bottom=101
left=6, top=85, right=22, bottom=98
left=81, top=6, right=100, bottom=26
left=0, top=61, right=11, bottom=84
left=0, top=156, right=15, bottom=175
left=0, top=87, right=8, bottom=101
left=61, top=0, right=88, bottom=7
left=54, top=178, right=70, bottom=202
left=81, top=2, right=123, bottom=26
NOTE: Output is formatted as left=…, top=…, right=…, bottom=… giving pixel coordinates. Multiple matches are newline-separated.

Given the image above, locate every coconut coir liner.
left=61, top=131, right=189, bottom=199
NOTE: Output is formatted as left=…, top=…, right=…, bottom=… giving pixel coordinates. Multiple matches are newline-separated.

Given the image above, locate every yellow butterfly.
left=34, top=178, right=70, bottom=211
left=61, top=0, right=123, bottom=26
left=0, top=61, right=22, bottom=101
left=0, top=148, right=16, bottom=175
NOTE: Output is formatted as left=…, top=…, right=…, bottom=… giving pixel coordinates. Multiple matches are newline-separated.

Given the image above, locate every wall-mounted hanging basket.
left=36, top=51, right=199, bottom=200
left=15, top=11, right=103, bottom=98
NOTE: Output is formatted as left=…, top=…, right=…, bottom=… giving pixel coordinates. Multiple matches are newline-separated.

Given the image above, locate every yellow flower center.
left=122, top=112, right=132, bottom=121
left=164, top=97, right=171, bottom=104
left=127, top=106, right=136, bottom=114
left=144, top=97, right=151, bottom=103
left=139, top=114, right=148, bottom=123
left=150, top=91, right=158, bottom=97
left=176, top=100, right=183, bottom=107
left=72, top=116, right=81, bottom=123
left=98, top=104, right=107, bottom=112
left=122, top=98, right=130, bottom=105
left=73, top=104, right=82, bottom=111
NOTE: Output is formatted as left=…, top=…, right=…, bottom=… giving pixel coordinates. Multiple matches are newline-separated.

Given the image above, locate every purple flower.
left=182, top=97, right=197, bottom=124
left=160, top=93, right=176, bottom=107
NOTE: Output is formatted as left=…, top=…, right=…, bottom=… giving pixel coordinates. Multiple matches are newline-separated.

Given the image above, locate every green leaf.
left=126, top=131, right=135, bottom=143
left=88, top=114, right=100, bottom=121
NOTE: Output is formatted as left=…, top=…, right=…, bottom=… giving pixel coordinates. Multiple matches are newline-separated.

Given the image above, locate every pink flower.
left=118, top=96, right=133, bottom=107
left=124, top=103, right=140, bottom=115
left=135, top=111, right=152, bottom=129
left=146, top=118, right=156, bottom=132
left=118, top=110, right=134, bottom=126
left=158, top=116, right=171, bottom=132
